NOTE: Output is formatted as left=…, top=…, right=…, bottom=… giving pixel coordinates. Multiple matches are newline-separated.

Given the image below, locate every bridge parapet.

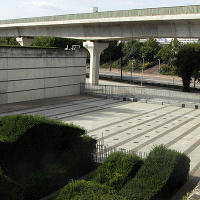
left=1, top=5, right=200, bottom=25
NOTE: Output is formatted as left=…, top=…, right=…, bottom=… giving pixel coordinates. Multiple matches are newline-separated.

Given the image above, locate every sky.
left=1, top=0, right=200, bottom=20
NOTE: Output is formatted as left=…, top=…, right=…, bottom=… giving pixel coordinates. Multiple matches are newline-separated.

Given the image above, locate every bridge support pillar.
left=16, top=37, right=34, bottom=46
left=83, top=41, right=108, bottom=85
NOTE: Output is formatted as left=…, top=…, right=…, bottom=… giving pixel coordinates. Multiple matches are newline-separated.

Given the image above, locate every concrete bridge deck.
left=1, top=5, right=200, bottom=26
left=1, top=4, right=200, bottom=40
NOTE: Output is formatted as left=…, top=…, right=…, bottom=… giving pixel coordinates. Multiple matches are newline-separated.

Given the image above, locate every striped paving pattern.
left=64, top=100, right=200, bottom=177
left=1, top=97, right=200, bottom=178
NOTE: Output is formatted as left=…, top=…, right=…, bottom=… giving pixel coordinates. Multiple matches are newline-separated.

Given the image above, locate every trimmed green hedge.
left=120, top=145, right=190, bottom=200
left=56, top=180, right=127, bottom=200
left=91, top=152, right=143, bottom=190
left=0, top=115, right=83, bottom=143
left=0, top=115, right=96, bottom=200
left=70, top=193, right=127, bottom=200
left=0, top=169, right=24, bottom=200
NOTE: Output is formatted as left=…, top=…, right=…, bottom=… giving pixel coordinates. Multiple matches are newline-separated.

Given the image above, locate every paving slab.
left=62, top=99, right=200, bottom=179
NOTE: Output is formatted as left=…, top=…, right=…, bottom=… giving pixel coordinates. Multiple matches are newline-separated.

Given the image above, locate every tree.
left=157, top=45, right=173, bottom=64
left=100, top=41, right=122, bottom=64
left=140, top=38, right=161, bottom=62
left=192, top=67, right=200, bottom=88
left=157, top=39, right=181, bottom=64
left=32, top=37, right=82, bottom=48
left=174, top=43, right=200, bottom=91
left=157, top=39, right=181, bottom=75
left=170, top=38, right=182, bottom=53
left=32, top=37, right=55, bottom=47
left=0, top=37, right=20, bottom=46
left=122, top=39, right=143, bottom=64
left=0, top=37, right=82, bottom=48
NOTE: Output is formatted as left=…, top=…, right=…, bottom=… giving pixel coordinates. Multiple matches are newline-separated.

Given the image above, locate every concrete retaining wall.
left=0, top=47, right=87, bottom=104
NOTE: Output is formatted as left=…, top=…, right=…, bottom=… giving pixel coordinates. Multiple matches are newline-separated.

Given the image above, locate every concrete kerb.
left=112, top=95, right=200, bottom=108
left=84, top=90, right=200, bottom=108
left=113, top=96, right=200, bottom=109
left=137, top=98, right=200, bottom=109
left=127, top=97, right=138, bottom=102
left=122, top=97, right=138, bottom=102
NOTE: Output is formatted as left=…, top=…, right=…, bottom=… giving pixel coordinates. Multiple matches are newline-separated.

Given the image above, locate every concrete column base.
left=83, top=41, right=108, bottom=85
left=16, top=37, right=34, bottom=46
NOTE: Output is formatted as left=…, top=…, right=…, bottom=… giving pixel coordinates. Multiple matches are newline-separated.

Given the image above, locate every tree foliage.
left=0, top=37, right=20, bottom=46
left=192, top=67, right=200, bottom=88
left=158, top=39, right=181, bottom=64
left=140, top=38, right=161, bottom=62
left=101, top=41, right=122, bottom=64
left=32, top=37, right=82, bottom=48
left=0, top=37, right=82, bottom=48
left=174, top=43, right=200, bottom=91
left=122, top=40, right=143, bottom=64
left=157, top=45, right=173, bottom=64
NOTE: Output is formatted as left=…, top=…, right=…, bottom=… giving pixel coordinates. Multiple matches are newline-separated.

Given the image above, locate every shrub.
left=0, top=169, right=24, bottom=200
left=101, top=59, right=121, bottom=69
left=120, top=145, right=190, bottom=200
left=71, top=193, right=127, bottom=200
left=160, top=64, right=177, bottom=75
left=0, top=114, right=83, bottom=143
left=144, top=61, right=155, bottom=69
left=91, top=152, right=143, bottom=190
left=182, top=192, right=191, bottom=200
left=125, top=60, right=154, bottom=72
left=56, top=180, right=127, bottom=200
left=22, top=165, right=70, bottom=199
left=101, top=59, right=154, bottom=72
left=0, top=115, right=96, bottom=200
left=126, top=60, right=142, bottom=71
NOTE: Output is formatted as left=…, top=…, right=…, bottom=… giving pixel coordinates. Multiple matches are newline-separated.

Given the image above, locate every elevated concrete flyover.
left=1, top=5, right=200, bottom=40
left=1, top=5, right=200, bottom=84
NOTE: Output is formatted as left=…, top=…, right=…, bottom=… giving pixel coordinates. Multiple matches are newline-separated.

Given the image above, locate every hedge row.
left=0, top=115, right=96, bottom=200
left=0, top=114, right=83, bottom=143
left=56, top=152, right=143, bottom=200
left=56, top=146, right=190, bottom=200
left=0, top=169, right=24, bottom=200
left=56, top=180, right=127, bottom=200
left=91, top=152, right=143, bottom=190
left=120, top=146, right=190, bottom=200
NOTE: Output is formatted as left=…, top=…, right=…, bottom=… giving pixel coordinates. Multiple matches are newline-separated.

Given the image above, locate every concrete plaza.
left=1, top=95, right=200, bottom=180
